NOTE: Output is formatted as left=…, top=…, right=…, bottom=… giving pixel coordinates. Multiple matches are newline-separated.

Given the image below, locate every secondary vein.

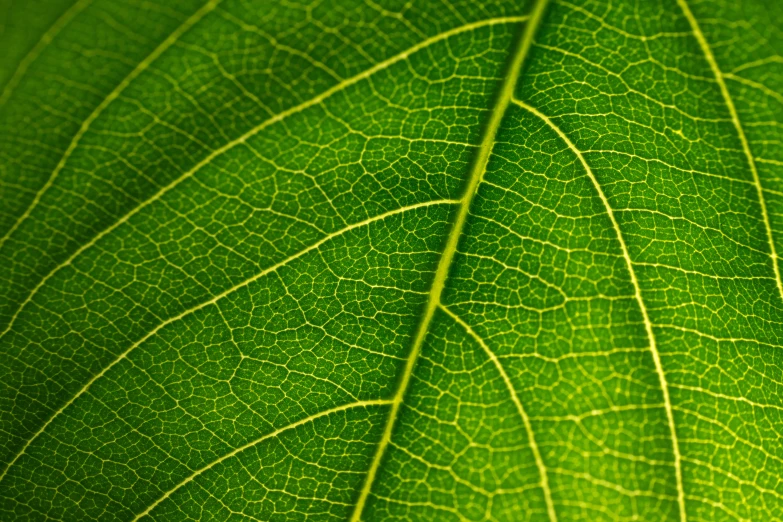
left=676, top=0, right=783, bottom=304
left=349, top=1, right=552, bottom=519
left=0, top=0, right=222, bottom=251
left=440, top=303, right=557, bottom=521
left=511, top=97, right=687, bottom=522
left=0, top=0, right=93, bottom=107
left=0, top=199, right=455, bottom=485
left=0, top=14, right=529, bottom=339
left=132, top=400, right=392, bottom=521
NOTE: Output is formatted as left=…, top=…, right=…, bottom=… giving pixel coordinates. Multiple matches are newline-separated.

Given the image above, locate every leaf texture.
left=1, top=0, right=782, bottom=520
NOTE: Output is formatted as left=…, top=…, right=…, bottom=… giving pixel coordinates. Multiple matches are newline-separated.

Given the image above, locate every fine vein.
left=349, top=1, right=550, bottom=519
left=0, top=0, right=222, bottom=251
left=0, top=0, right=93, bottom=106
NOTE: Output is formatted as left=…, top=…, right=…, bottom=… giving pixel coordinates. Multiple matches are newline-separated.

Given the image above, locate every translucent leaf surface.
left=1, top=0, right=782, bottom=520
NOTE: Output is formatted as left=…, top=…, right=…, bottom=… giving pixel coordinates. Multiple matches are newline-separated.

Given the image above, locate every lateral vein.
left=440, top=303, right=557, bottom=522
left=0, top=13, right=529, bottom=338
left=511, top=98, right=686, bottom=522
left=0, top=199, right=455, bottom=484
left=676, top=0, right=783, bottom=304
left=0, top=0, right=93, bottom=106
left=132, top=400, right=392, bottom=521
left=349, top=1, right=552, bottom=519
left=0, top=0, right=222, bottom=251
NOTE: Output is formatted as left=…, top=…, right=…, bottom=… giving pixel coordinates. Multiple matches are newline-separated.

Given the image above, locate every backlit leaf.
left=1, top=0, right=782, bottom=520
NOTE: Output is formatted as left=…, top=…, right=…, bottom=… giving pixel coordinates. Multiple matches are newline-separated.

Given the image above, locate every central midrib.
left=348, top=0, right=554, bottom=520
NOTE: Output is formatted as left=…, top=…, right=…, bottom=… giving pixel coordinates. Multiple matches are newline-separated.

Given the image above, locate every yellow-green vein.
left=0, top=0, right=93, bottom=106
left=440, top=303, right=557, bottom=522
left=0, top=0, right=222, bottom=251
left=0, top=13, right=528, bottom=338
left=511, top=98, right=687, bottom=522
left=676, top=0, right=783, bottom=304
left=132, top=399, right=392, bottom=521
left=0, top=199, right=456, bottom=484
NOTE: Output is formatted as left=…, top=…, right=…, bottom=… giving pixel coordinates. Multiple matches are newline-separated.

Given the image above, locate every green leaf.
left=1, top=0, right=782, bottom=520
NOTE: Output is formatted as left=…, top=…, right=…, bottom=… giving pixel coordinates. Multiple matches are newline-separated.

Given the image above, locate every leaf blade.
left=2, top=0, right=782, bottom=520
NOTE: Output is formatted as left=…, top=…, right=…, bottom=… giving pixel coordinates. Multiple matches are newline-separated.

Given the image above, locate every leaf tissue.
left=1, top=0, right=782, bottom=520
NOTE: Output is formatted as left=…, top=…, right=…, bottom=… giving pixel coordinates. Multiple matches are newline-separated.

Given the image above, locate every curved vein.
left=0, top=0, right=93, bottom=106
left=0, top=0, right=222, bottom=250
left=0, top=198, right=456, bottom=484
left=724, top=73, right=783, bottom=106
left=0, top=13, right=529, bottom=338
left=349, top=1, right=550, bottom=519
left=132, top=399, right=392, bottom=521
left=675, top=0, right=783, bottom=304
left=439, top=303, right=557, bottom=521
left=511, top=98, right=687, bottom=522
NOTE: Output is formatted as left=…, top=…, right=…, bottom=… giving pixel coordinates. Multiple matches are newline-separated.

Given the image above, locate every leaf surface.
left=1, top=0, right=782, bottom=520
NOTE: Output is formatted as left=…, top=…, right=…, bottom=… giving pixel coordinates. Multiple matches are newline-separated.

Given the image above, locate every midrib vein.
left=349, top=1, right=551, bottom=519
left=676, top=0, right=783, bottom=304
left=0, top=8, right=531, bottom=489
left=511, top=98, right=687, bottom=522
